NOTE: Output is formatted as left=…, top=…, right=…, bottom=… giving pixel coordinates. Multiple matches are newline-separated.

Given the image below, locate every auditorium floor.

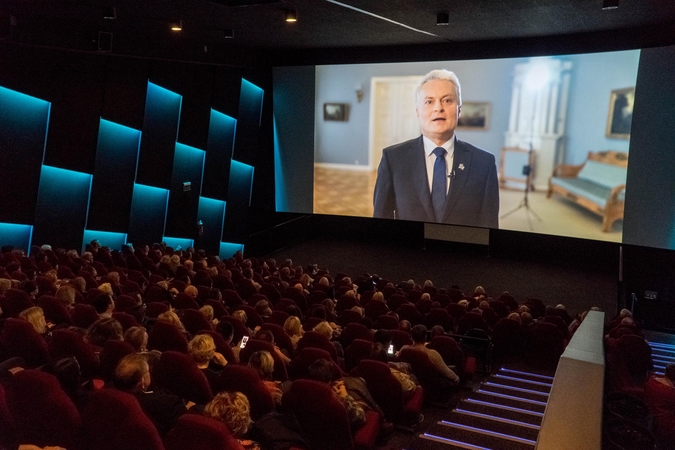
left=313, top=167, right=622, bottom=243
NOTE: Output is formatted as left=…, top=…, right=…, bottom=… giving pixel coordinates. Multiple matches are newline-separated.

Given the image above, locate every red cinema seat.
left=344, top=339, right=374, bottom=372
left=239, top=338, right=289, bottom=382
left=297, top=331, right=339, bottom=365
left=147, top=321, right=189, bottom=353
left=165, top=414, right=245, bottom=450
left=181, top=308, right=214, bottom=336
left=48, top=329, right=101, bottom=379
left=340, top=323, right=373, bottom=348
left=0, top=318, right=49, bottom=368
left=152, top=351, right=214, bottom=404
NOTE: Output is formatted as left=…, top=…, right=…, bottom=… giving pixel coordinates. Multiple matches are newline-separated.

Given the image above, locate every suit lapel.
left=409, top=137, right=435, bottom=221
left=443, top=138, right=473, bottom=221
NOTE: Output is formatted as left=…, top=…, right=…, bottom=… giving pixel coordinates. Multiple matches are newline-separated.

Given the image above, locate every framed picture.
left=606, top=87, right=634, bottom=139
left=457, top=102, right=490, bottom=130
left=323, top=103, right=348, bottom=121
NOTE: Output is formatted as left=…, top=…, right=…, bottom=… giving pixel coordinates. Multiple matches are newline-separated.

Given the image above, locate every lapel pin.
left=458, top=164, right=465, bottom=171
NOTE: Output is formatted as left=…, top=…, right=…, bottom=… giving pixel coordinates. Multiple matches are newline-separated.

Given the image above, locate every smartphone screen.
left=240, top=336, right=249, bottom=349
left=387, top=344, right=394, bottom=355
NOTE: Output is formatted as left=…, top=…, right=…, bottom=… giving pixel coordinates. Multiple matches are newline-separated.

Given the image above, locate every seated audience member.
left=400, top=325, right=460, bottom=384
left=205, top=392, right=262, bottom=450
left=84, top=317, right=124, bottom=348
left=55, top=284, right=78, bottom=310
left=199, top=304, right=218, bottom=327
left=370, top=330, right=419, bottom=400
left=521, top=312, right=534, bottom=329
left=189, top=333, right=227, bottom=392
left=645, top=363, right=675, bottom=444
left=308, top=358, right=392, bottom=434
left=255, top=329, right=292, bottom=364
left=19, top=306, right=53, bottom=338
left=398, top=320, right=412, bottom=333
left=93, top=293, right=115, bottom=319
left=124, top=326, right=148, bottom=352
left=219, top=320, right=241, bottom=363
left=157, top=310, right=190, bottom=339
left=430, top=325, right=445, bottom=338
left=313, top=320, right=344, bottom=359
left=50, top=356, right=91, bottom=411
left=283, top=315, right=304, bottom=349
left=254, top=300, right=273, bottom=318
left=232, top=309, right=255, bottom=333
left=113, top=353, right=195, bottom=435
left=248, top=350, right=288, bottom=406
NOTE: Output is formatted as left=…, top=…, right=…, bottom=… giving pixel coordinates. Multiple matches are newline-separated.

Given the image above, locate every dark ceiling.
left=1, top=0, right=675, bottom=65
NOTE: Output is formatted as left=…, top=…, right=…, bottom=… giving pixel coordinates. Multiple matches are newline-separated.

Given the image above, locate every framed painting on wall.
left=606, top=87, right=634, bottom=139
left=457, top=102, right=490, bottom=130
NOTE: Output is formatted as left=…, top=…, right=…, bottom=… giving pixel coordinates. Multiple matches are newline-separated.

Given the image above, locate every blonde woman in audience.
left=248, top=350, right=284, bottom=406
left=184, top=285, right=199, bottom=299
left=55, top=284, right=78, bottom=309
left=0, top=278, right=13, bottom=294
left=189, top=334, right=227, bottom=392
left=205, top=392, right=261, bottom=450
left=314, top=320, right=344, bottom=357
left=199, top=304, right=219, bottom=326
left=19, top=306, right=51, bottom=337
left=283, top=315, right=303, bottom=349
left=98, top=282, right=114, bottom=297
left=124, top=326, right=149, bottom=352
left=157, top=310, right=190, bottom=337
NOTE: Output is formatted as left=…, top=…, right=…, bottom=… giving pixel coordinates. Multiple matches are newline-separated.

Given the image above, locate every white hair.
left=415, top=69, right=462, bottom=106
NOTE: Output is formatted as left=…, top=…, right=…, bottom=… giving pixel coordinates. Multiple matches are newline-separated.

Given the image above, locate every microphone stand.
left=500, top=89, right=543, bottom=231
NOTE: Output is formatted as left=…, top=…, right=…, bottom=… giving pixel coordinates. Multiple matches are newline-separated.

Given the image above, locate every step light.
left=420, top=433, right=492, bottom=450
left=464, top=399, right=545, bottom=416
left=495, top=374, right=553, bottom=386
left=478, top=390, right=548, bottom=405
left=499, top=368, right=555, bottom=381
left=485, top=382, right=550, bottom=396
left=439, top=421, right=538, bottom=445
left=455, top=408, right=541, bottom=429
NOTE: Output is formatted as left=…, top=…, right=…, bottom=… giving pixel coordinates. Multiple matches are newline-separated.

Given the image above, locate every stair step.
left=498, top=367, right=555, bottom=382
left=487, top=375, right=551, bottom=393
left=471, top=392, right=547, bottom=414
left=457, top=400, right=543, bottom=426
left=410, top=433, right=493, bottom=450
left=447, top=411, right=540, bottom=440
left=424, top=421, right=537, bottom=450
left=478, top=383, right=549, bottom=402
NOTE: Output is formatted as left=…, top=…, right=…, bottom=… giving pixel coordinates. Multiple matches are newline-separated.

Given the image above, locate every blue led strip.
left=649, top=342, right=675, bottom=351
left=494, top=374, right=553, bottom=386
left=478, top=390, right=548, bottom=406
left=420, top=433, right=492, bottom=450
left=454, top=408, right=541, bottom=429
left=438, top=421, right=538, bottom=445
left=464, top=399, right=545, bottom=416
left=499, top=368, right=555, bottom=381
left=485, top=382, right=550, bottom=397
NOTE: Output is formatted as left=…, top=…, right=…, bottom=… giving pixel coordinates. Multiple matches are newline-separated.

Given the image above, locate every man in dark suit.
left=373, top=69, right=499, bottom=228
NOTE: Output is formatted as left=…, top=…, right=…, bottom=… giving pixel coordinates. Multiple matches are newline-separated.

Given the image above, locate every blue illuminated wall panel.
left=223, top=160, right=254, bottom=242
left=137, top=82, right=182, bottom=189
left=197, top=197, right=226, bottom=256
left=219, top=242, right=244, bottom=260
left=0, top=86, right=51, bottom=224
left=162, top=236, right=194, bottom=251
left=128, top=184, right=169, bottom=247
left=0, top=223, right=33, bottom=252
left=88, top=119, right=142, bottom=232
left=233, top=79, right=264, bottom=163
left=202, top=110, right=236, bottom=202
left=33, top=166, right=92, bottom=250
left=165, top=143, right=205, bottom=238
left=82, top=230, right=127, bottom=253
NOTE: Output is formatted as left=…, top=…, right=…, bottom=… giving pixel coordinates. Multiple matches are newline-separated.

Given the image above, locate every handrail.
left=535, top=310, right=605, bottom=450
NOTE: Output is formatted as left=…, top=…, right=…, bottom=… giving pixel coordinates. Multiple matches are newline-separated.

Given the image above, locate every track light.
left=224, top=28, right=234, bottom=38
left=437, top=11, right=449, bottom=25
left=602, top=0, right=619, bottom=9
left=102, top=6, right=116, bottom=20
left=285, top=9, right=297, bottom=22
left=170, top=20, right=182, bottom=31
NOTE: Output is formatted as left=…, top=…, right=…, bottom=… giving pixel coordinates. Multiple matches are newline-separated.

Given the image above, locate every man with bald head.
left=373, top=69, right=499, bottom=228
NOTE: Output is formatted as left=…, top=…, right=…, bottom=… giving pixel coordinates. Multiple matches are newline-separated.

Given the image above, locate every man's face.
left=416, top=79, right=461, bottom=144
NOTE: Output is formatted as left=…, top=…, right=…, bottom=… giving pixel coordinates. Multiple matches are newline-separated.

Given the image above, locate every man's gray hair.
left=415, top=69, right=462, bottom=106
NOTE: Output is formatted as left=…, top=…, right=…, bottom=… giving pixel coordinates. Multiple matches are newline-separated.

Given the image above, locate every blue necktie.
left=432, top=147, right=447, bottom=222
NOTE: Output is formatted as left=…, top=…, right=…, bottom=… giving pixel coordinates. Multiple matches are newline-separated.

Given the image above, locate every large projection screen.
left=273, top=48, right=675, bottom=247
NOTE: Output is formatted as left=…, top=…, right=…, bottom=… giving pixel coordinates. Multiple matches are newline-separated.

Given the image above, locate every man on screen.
left=373, top=69, right=499, bottom=228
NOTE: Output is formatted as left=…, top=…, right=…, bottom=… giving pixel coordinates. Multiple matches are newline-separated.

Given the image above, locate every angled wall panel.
left=0, top=86, right=50, bottom=224
left=219, top=242, right=244, bottom=260
left=233, top=79, right=264, bottom=163
left=165, top=142, right=205, bottom=238
left=0, top=223, right=33, bottom=253
left=162, top=236, right=194, bottom=251
left=82, top=229, right=127, bottom=253
left=223, top=160, right=254, bottom=242
left=202, top=109, right=236, bottom=201
left=33, top=166, right=92, bottom=250
left=128, top=183, right=169, bottom=247
left=137, top=82, right=182, bottom=189
left=197, top=196, right=226, bottom=255
left=88, top=119, right=141, bottom=232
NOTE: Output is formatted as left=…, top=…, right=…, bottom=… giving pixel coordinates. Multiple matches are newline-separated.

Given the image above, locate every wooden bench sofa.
left=547, top=151, right=628, bottom=232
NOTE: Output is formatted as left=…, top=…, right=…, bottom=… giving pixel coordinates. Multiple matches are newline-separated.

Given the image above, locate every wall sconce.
left=355, top=83, right=364, bottom=103
left=170, top=20, right=183, bottom=31
left=285, top=9, right=297, bottom=22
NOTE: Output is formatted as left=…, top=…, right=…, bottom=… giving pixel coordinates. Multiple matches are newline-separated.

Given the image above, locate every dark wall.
left=0, top=42, right=278, bottom=254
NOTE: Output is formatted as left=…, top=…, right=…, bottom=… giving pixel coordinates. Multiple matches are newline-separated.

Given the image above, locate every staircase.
left=648, top=340, right=675, bottom=376
left=409, top=367, right=554, bottom=450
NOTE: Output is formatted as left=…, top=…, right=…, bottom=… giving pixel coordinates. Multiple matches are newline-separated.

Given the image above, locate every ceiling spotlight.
left=285, top=9, right=297, bottom=22
left=224, top=28, right=234, bottom=38
left=602, top=0, right=619, bottom=9
left=170, top=20, right=183, bottom=31
left=437, top=11, right=449, bottom=25
left=103, top=6, right=117, bottom=20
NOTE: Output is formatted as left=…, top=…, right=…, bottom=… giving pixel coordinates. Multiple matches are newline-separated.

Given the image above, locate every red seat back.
left=0, top=318, right=49, bottom=368
left=165, top=414, right=244, bottom=450
left=147, top=321, right=189, bottom=353
left=152, top=351, right=214, bottom=404
left=239, top=338, right=289, bottom=382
